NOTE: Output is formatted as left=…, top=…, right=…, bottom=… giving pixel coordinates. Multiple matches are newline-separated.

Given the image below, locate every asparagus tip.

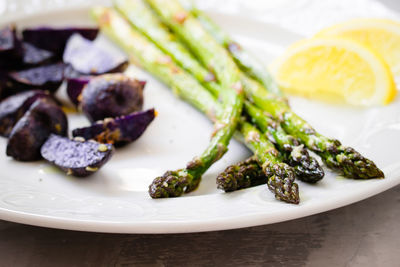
left=216, top=157, right=266, bottom=192
left=149, top=170, right=195, bottom=198
left=264, top=162, right=300, bottom=204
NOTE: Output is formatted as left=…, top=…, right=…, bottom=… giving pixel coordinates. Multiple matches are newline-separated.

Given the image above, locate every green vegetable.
left=145, top=0, right=246, bottom=195
left=114, top=0, right=221, bottom=94
left=182, top=0, right=282, bottom=96
left=114, top=0, right=323, bottom=184
left=245, top=101, right=324, bottom=183
left=241, top=75, right=384, bottom=179
left=91, top=7, right=299, bottom=203
left=216, top=156, right=266, bottom=192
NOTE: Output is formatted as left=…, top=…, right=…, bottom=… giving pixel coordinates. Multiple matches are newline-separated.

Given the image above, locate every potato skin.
left=81, top=74, right=145, bottom=122
left=6, top=98, right=68, bottom=161
left=72, top=109, right=156, bottom=146
left=0, top=90, right=51, bottom=137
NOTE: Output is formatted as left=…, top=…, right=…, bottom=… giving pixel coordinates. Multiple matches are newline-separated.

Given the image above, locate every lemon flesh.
left=271, top=37, right=396, bottom=106
left=317, top=19, right=400, bottom=76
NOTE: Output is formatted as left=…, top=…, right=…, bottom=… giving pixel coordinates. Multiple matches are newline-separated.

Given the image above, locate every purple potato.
left=41, top=134, right=114, bottom=177
left=66, top=76, right=90, bottom=106
left=22, top=42, right=54, bottom=67
left=63, top=34, right=128, bottom=75
left=0, top=24, right=23, bottom=69
left=0, top=90, right=51, bottom=137
left=72, top=109, right=156, bottom=146
left=22, top=27, right=99, bottom=56
left=6, top=98, right=68, bottom=161
left=7, top=62, right=66, bottom=94
left=81, top=74, right=145, bottom=122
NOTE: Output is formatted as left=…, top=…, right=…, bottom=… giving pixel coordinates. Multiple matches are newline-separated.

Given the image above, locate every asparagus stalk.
left=181, top=1, right=383, bottom=179
left=241, top=75, right=384, bottom=179
left=181, top=0, right=282, bottom=96
left=144, top=0, right=246, bottom=194
left=245, top=101, right=323, bottom=183
left=114, top=0, right=221, bottom=95
left=238, top=121, right=299, bottom=203
left=91, top=7, right=300, bottom=203
left=115, top=0, right=323, bottom=183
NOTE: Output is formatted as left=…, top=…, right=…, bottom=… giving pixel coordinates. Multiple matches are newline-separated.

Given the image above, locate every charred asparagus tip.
left=149, top=170, right=198, bottom=198
left=216, top=157, right=266, bottom=192
left=264, top=162, right=300, bottom=204
left=288, top=145, right=324, bottom=183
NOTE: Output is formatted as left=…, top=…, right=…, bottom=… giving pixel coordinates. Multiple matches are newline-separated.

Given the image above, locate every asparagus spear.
left=92, top=7, right=241, bottom=197
left=245, top=101, right=323, bottom=183
left=114, top=0, right=221, bottom=95
left=241, top=75, right=384, bottom=179
left=238, top=121, right=299, bottom=203
left=144, top=0, right=246, bottom=194
left=114, top=1, right=323, bottom=183
left=181, top=0, right=282, bottom=96
left=180, top=1, right=383, bottom=179
left=91, top=7, right=300, bottom=203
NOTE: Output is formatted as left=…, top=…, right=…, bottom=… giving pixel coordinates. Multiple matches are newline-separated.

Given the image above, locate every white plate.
left=0, top=7, right=399, bottom=234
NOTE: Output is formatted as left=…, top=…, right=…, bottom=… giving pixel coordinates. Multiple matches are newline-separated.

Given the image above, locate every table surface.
left=1, top=1, right=400, bottom=266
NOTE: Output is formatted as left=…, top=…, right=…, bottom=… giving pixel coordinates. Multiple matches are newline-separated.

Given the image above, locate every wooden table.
left=0, top=185, right=399, bottom=266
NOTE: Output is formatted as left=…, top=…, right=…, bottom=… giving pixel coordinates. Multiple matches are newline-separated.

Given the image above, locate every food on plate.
left=216, top=157, right=267, bottom=192
left=21, top=42, right=55, bottom=67
left=244, top=101, right=324, bottom=183
left=80, top=73, right=145, bottom=122
left=93, top=6, right=248, bottom=199
left=133, top=0, right=247, bottom=198
left=185, top=2, right=282, bottom=97
left=0, top=24, right=23, bottom=69
left=241, top=74, right=385, bottom=179
left=66, top=76, right=90, bottom=106
left=92, top=7, right=302, bottom=203
left=0, top=90, right=52, bottom=137
left=63, top=34, right=128, bottom=75
left=6, top=98, right=68, bottom=161
left=114, top=0, right=220, bottom=94
left=316, top=18, right=400, bottom=76
left=22, top=27, right=99, bottom=56
left=72, top=109, right=156, bottom=146
left=270, top=37, right=396, bottom=106
left=6, top=62, right=67, bottom=94
left=41, top=134, right=114, bottom=177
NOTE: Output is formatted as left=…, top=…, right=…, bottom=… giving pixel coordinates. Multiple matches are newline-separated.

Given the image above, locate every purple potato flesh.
left=22, top=27, right=99, bottom=56
left=0, top=24, right=23, bottom=69
left=41, top=134, right=114, bottom=177
left=22, top=42, right=54, bottom=67
left=72, top=109, right=156, bottom=146
left=63, top=34, right=128, bottom=75
left=6, top=98, right=68, bottom=161
left=66, top=76, right=90, bottom=106
left=7, top=62, right=66, bottom=93
left=81, top=74, right=145, bottom=122
left=0, top=90, right=51, bottom=137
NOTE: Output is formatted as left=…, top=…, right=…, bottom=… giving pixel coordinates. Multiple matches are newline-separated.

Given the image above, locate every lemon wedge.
left=270, top=37, right=396, bottom=106
left=316, top=19, right=400, bottom=76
